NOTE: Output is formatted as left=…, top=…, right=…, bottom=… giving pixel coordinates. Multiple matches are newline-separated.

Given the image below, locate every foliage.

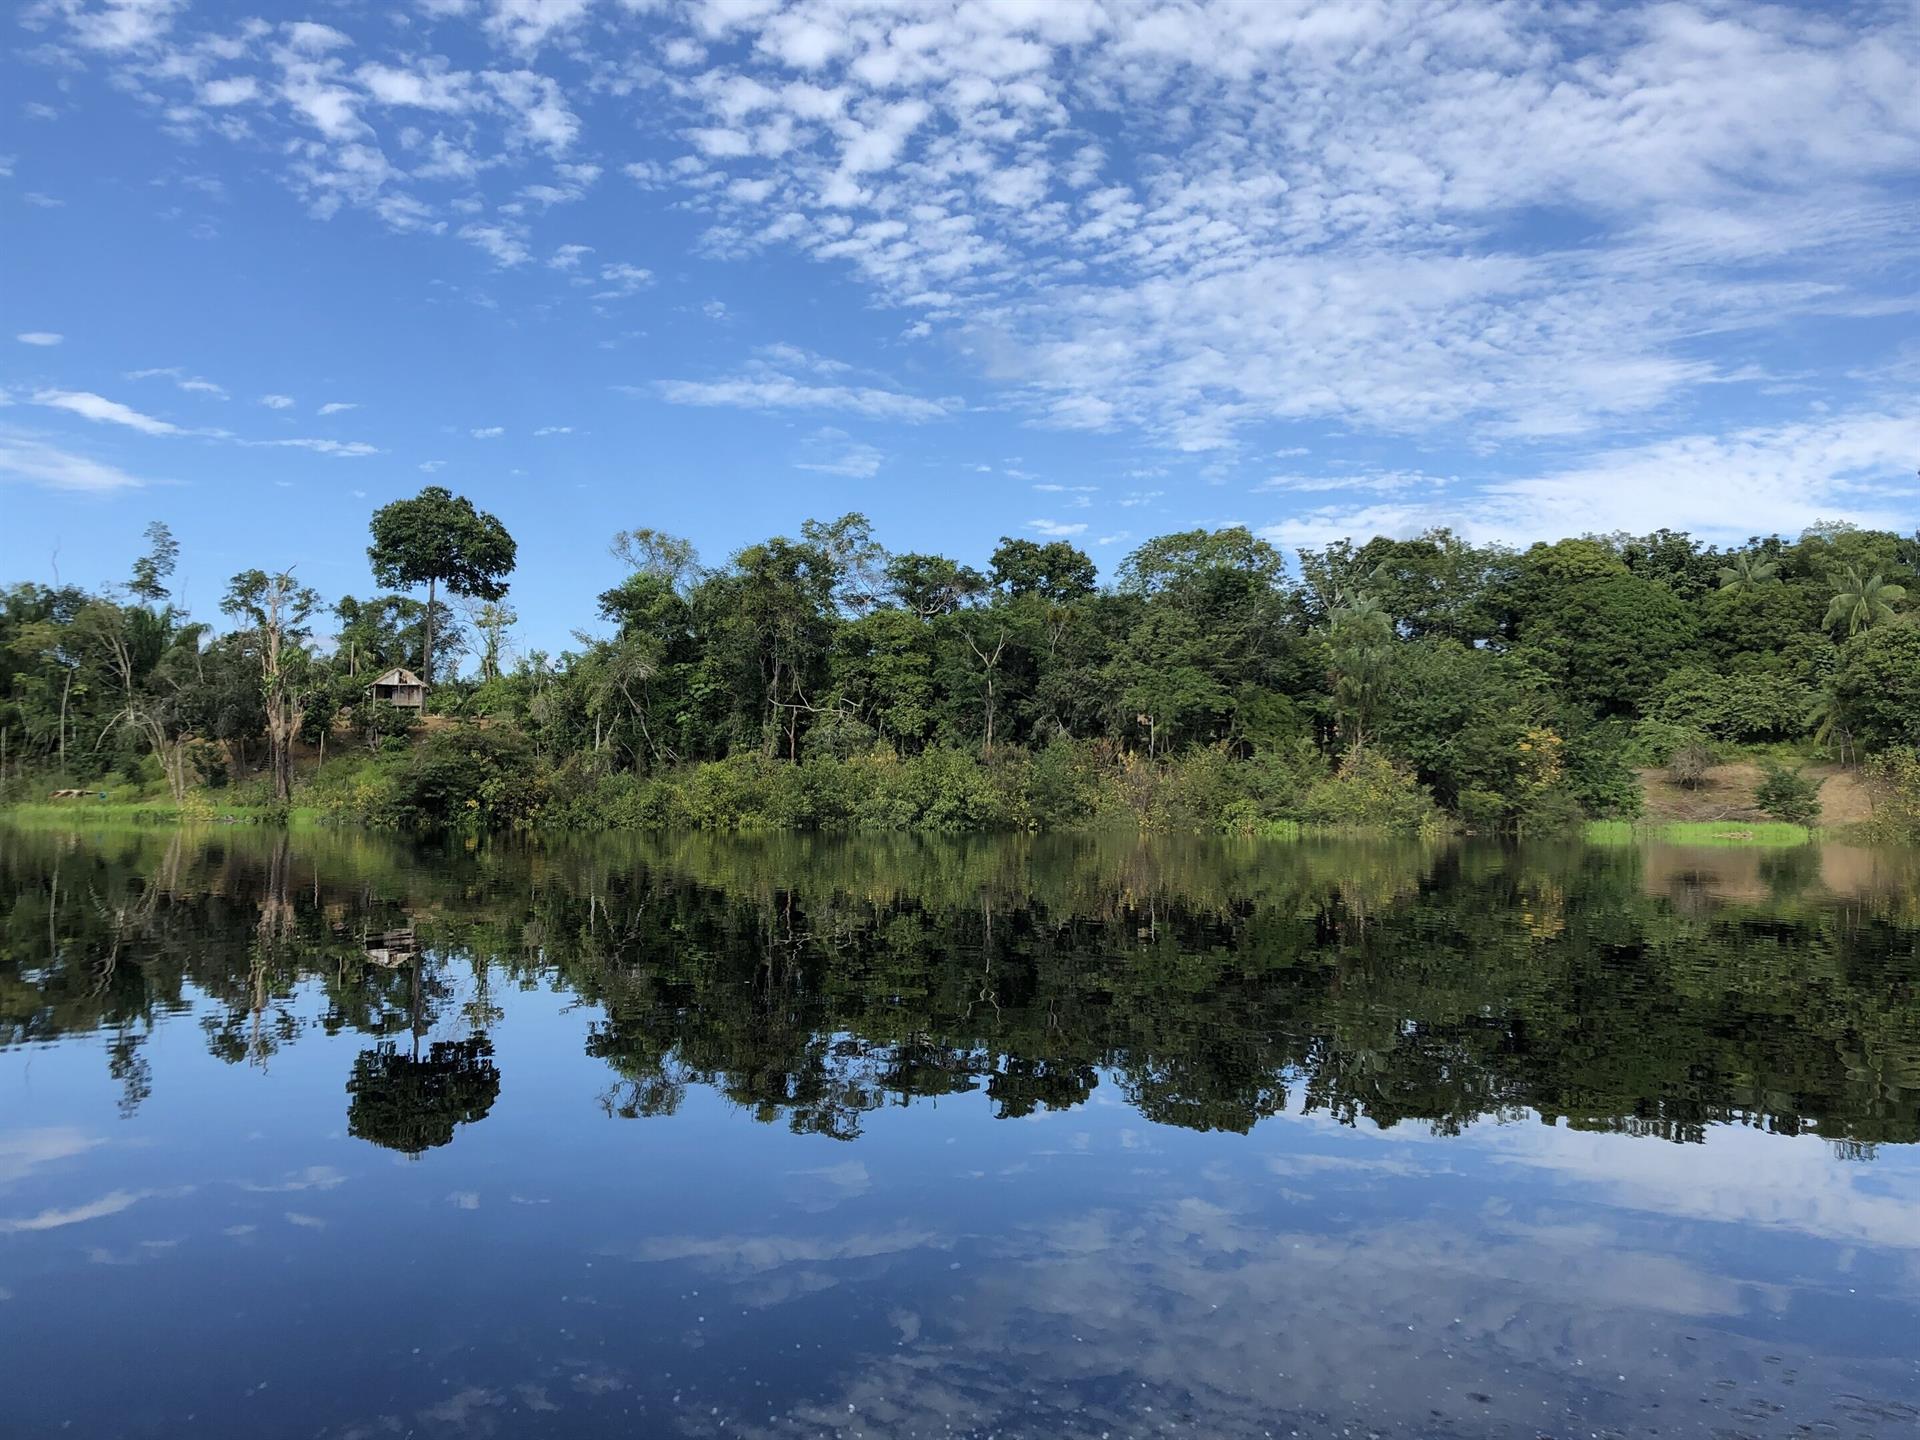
left=1754, top=761, right=1822, bottom=829
left=1647, top=665, right=1813, bottom=742
left=1861, top=749, right=1920, bottom=846
left=366, top=486, right=516, bottom=686
left=1822, top=566, right=1907, bottom=637
left=6, top=514, right=1920, bottom=835
left=1298, top=748, right=1443, bottom=833
left=1821, top=626, right=1920, bottom=754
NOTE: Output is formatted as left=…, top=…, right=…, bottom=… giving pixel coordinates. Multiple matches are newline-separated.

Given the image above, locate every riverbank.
left=6, top=730, right=1911, bottom=848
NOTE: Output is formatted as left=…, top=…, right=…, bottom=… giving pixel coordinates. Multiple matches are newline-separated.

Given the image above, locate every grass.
left=0, top=797, right=326, bottom=828
left=1585, top=818, right=1824, bottom=847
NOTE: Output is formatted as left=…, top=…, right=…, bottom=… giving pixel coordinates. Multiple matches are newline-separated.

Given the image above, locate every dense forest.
left=2, top=486, right=1918, bottom=835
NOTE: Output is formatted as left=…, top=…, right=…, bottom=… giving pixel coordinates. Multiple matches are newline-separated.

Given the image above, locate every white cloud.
left=285, top=21, right=348, bottom=52
left=1026, top=518, right=1089, bottom=537
left=128, top=368, right=228, bottom=400
left=199, top=75, right=258, bottom=107
left=259, top=394, right=295, bottom=409
left=649, top=0, right=1920, bottom=459
left=482, top=0, right=591, bottom=53
left=318, top=401, right=358, bottom=415
left=470, top=425, right=504, bottom=438
left=63, top=0, right=182, bottom=53
left=0, top=439, right=150, bottom=492
left=655, top=349, right=956, bottom=422
left=593, top=261, right=653, bottom=297
left=18, top=0, right=1920, bottom=524
left=31, top=389, right=180, bottom=436
left=532, top=424, right=572, bottom=435
left=15, top=332, right=62, bottom=346
left=459, top=223, right=530, bottom=267
left=419, top=459, right=447, bottom=472
left=1257, top=410, right=1920, bottom=548
left=794, top=426, right=882, bottom=478
left=243, top=436, right=379, bottom=457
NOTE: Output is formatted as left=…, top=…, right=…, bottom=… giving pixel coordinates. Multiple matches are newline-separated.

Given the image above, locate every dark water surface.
left=3, top=827, right=1919, bottom=1439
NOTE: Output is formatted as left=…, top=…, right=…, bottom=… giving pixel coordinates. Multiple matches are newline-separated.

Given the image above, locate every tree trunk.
left=423, top=576, right=436, bottom=690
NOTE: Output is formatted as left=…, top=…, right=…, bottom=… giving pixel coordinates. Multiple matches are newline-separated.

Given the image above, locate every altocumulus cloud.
left=8, top=0, right=1919, bottom=541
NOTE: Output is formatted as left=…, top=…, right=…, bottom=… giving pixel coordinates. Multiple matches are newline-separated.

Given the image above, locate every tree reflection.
left=5, top=825, right=1920, bottom=1149
left=346, top=1034, right=500, bottom=1155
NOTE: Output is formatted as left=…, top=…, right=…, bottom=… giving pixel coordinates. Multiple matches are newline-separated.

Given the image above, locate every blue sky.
left=3, top=0, right=1917, bottom=662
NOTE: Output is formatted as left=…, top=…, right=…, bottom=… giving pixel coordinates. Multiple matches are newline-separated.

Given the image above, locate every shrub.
left=387, top=725, right=546, bottom=829
left=1624, top=718, right=1703, bottom=767
left=1754, top=761, right=1822, bottom=830
left=1299, top=748, right=1444, bottom=833
left=1861, top=748, right=1920, bottom=845
left=1666, top=741, right=1716, bottom=791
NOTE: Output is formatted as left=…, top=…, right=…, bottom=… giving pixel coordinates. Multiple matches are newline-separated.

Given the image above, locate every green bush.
left=385, top=725, right=547, bottom=829
left=1754, top=761, right=1822, bottom=830
left=1861, top=748, right=1920, bottom=844
left=1299, top=748, right=1444, bottom=833
left=1649, top=666, right=1812, bottom=742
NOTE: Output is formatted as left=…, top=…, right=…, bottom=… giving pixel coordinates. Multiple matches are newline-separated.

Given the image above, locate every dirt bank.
left=1637, top=759, right=1872, bottom=825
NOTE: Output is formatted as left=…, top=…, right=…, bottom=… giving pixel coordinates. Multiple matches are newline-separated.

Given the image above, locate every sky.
left=2, top=0, right=1917, bottom=659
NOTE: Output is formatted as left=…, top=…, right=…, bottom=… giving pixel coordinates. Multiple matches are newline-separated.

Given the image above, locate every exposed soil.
left=1638, top=759, right=1872, bottom=825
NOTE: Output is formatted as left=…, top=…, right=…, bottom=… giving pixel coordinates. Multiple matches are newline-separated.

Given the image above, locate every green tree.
left=1716, top=551, right=1780, bottom=592
left=223, top=568, right=323, bottom=802
left=128, top=521, right=180, bottom=605
left=1755, top=761, right=1822, bottom=830
left=989, top=537, right=1097, bottom=602
left=1325, top=594, right=1395, bottom=754
left=1521, top=573, right=1699, bottom=716
left=367, top=487, right=517, bottom=687
left=1821, top=626, right=1920, bottom=753
left=1823, top=566, right=1906, bottom=636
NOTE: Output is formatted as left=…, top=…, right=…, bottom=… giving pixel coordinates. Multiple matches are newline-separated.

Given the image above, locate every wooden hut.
left=369, top=667, right=426, bottom=711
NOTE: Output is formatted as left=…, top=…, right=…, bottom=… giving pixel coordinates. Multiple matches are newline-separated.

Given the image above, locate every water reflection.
left=4, top=827, right=1919, bottom=1148
left=2, top=826, right=1919, bottom=1438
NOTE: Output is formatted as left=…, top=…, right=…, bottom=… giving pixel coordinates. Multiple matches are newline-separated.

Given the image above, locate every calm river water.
left=2, top=826, right=1918, bottom=1438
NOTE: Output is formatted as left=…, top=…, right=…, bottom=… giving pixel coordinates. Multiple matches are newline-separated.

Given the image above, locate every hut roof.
left=372, top=667, right=423, bottom=687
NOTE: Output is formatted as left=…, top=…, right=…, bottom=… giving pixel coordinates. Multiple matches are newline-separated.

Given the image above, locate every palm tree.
left=1715, top=552, right=1779, bottom=592
left=1823, top=566, right=1907, bottom=636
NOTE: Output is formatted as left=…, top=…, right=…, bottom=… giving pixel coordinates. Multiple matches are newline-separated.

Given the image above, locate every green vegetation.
left=1755, top=761, right=1823, bottom=830
left=1584, top=820, right=1829, bottom=847
left=3, top=500, right=1917, bottom=836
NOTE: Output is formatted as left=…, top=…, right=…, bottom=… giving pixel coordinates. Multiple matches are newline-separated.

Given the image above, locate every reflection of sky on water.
left=3, top=973, right=1918, bottom=1439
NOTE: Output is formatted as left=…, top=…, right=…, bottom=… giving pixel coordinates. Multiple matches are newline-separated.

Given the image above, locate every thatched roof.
left=371, top=667, right=423, bottom=687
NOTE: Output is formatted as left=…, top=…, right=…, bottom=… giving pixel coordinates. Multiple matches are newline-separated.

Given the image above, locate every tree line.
left=2, top=485, right=1917, bottom=831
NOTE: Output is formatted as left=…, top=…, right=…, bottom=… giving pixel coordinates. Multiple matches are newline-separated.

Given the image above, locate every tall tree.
left=1325, top=593, right=1396, bottom=754
left=128, top=521, right=180, bottom=606
left=472, top=601, right=518, bottom=682
left=990, top=537, right=1097, bottom=602
left=223, top=569, right=321, bottom=802
left=366, top=487, right=516, bottom=688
